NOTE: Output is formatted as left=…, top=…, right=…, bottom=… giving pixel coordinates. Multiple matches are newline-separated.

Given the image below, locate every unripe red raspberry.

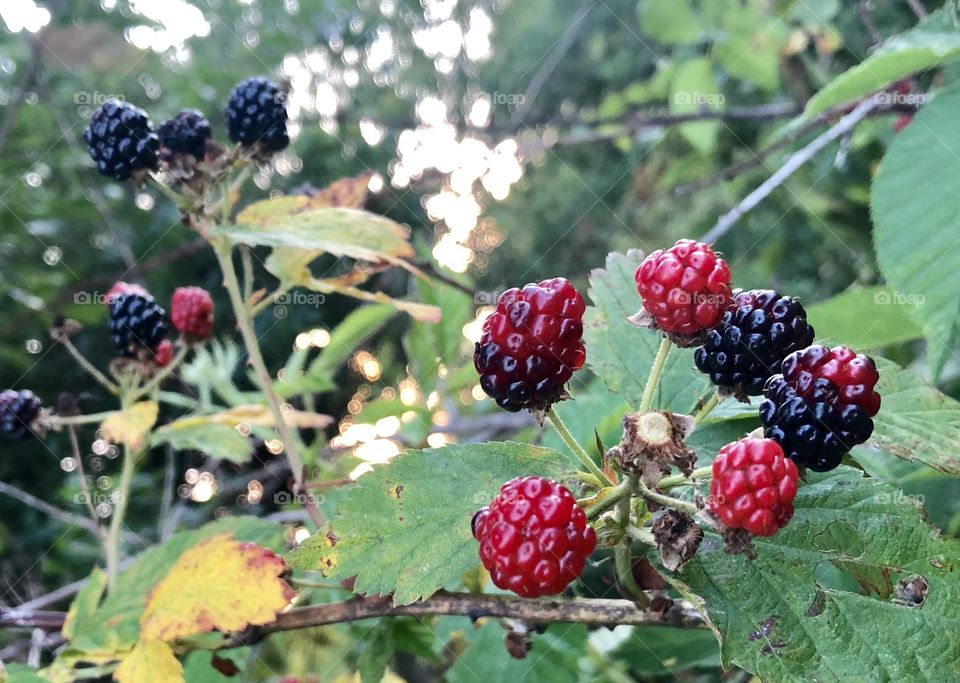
left=474, top=277, right=586, bottom=412
left=473, top=476, right=596, bottom=598
left=154, top=339, right=175, bottom=367
left=634, top=239, right=733, bottom=338
left=710, top=437, right=798, bottom=537
left=171, top=286, right=214, bottom=341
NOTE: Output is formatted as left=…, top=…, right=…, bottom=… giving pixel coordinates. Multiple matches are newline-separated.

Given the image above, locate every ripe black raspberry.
left=157, top=109, right=211, bottom=160
left=760, top=345, right=881, bottom=472
left=0, top=389, right=43, bottom=440
left=109, top=293, right=169, bottom=357
left=694, top=289, right=815, bottom=396
left=225, top=77, right=289, bottom=152
left=473, top=277, right=586, bottom=412
left=473, top=476, right=596, bottom=598
left=84, top=100, right=160, bottom=181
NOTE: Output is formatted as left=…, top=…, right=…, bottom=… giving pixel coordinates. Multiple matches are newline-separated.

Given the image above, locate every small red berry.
left=709, top=437, right=798, bottom=537
left=171, top=286, right=214, bottom=340
left=473, top=476, right=596, bottom=598
left=154, top=339, right=175, bottom=367
left=105, top=281, right=149, bottom=306
left=634, top=239, right=733, bottom=337
left=474, top=277, right=586, bottom=412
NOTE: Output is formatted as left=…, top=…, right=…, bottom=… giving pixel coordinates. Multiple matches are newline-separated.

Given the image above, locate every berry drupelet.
left=84, top=100, right=160, bottom=181
left=157, top=109, right=212, bottom=160
left=225, top=77, right=289, bottom=152
left=474, top=277, right=586, bottom=412
left=760, top=345, right=881, bottom=472
left=709, top=437, right=799, bottom=537
left=0, top=389, right=43, bottom=440
left=473, top=476, right=596, bottom=598
left=694, top=289, right=815, bottom=397
left=634, top=239, right=733, bottom=341
left=109, top=292, right=169, bottom=357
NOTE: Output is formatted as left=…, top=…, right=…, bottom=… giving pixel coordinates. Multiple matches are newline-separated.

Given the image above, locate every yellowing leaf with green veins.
left=114, top=641, right=182, bottom=683
left=100, top=402, right=158, bottom=450
left=140, top=533, right=294, bottom=642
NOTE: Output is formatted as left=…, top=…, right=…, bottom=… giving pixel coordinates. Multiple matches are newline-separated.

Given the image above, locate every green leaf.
left=62, top=567, right=107, bottom=640
left=286, top=443, right=569, bottom=605
left=215, top=207, right=415, bottom=263
left=669, top=58, right=721, bottom=154
left=447, top=622, right=586, bottom=683
left=637, top=0, right=703, bottom=45
left=308, top=304, right=397, bottom=380
left=872, top=82, right=960, bottom=381
left=677, top=466, right=960, bottom=680
left=611, top=625, right=721, bottom=676
left=806, top=8, right=960, bottom=115
left=584, top=250, right=711, bottom=412
left=357, top=621, right=394, bottom=683
left=712, top=1, right=788, bottom=91
left=868, top=358, right=960, bottom=475
left=805, top=286, right=924, bottom=348
left=152, top=419, right=251, bottom=463
left=402, top=282, right=473, bottom=394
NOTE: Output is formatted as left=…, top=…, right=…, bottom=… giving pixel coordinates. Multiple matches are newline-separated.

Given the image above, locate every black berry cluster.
left=694, top=289, right=814, bottom=396
left=83, top=100, right=160, bottom=181
left=109, top=293, right=169, bottom=357
left=225, top=77, right=290, bottom=152
left=0, top=389, right=43, bottom=440
left=158, top=109, right=212, bottom=160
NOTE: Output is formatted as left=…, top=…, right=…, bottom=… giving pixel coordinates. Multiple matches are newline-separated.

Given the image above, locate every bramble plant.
left=9, top=6, right=960, bottom=682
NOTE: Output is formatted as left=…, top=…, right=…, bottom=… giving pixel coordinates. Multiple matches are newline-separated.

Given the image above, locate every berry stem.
left=582, top=480, right=631, bottom=520
left=635, top=478, right=700, bottom=515
left=546, top=406, right=612, bottom=485
left=67, top=425, right=105, bottom=543
left=105, top=439, right=139, bottom=593
left=614, top=472, right=650, bottom=606
left=57, top=336, right=119, bottom=395
left=639, top=337, right=673, bottom=412
left=45, top=409, right=121, bottom=427
left=692, top=391, right=720, bottom=424
left=128, top=344, right=190, bottom=403
left=656, top=465, right=713, bottom=491
left=625, top=524, right=656, bottom=545
left=213, top=241, right=313, bottom=508
left=148, top=175, right=189, bottom=209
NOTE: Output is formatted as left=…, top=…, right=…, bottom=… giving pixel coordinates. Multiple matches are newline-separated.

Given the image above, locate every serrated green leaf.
left=357, top=621, right=394, bottom=683
left=447, top=622, right=585, bottom=683
left=806, top=286, right=923, bottom=348
left=611, top=625, right=721, bottom=676
left=872, top=82, right=960, bottom=381
left=152, top=420, right=251, bottom=463
left=286, top=443, right=569, bottom=605
left=215, top=208, right=414, bottom=263
left=584, top=250, right=711, bottom=412
left=868, top=357, right=960, bottom=474
left=677, top=466, right=960, bottom=680
left=806, top=8, right=960, bottom=115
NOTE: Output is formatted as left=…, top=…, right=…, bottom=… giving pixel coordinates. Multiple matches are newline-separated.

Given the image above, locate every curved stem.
left=57, top=337, right=119, bottom=395
left=635, top=477, right=700, bottom=515
left=106, top=442, right=138, bottom=593
left=639, top=337, right=672, bottom=412
left=67, top=426, right=104, bottom=542
left=46, top=410, right=118, bottom=427
left=546, top=406, right=611, bottom=485
left=128, top=344, right=189, bottom=403
left=692, top=392, right=720, bottom=425
left=582, top=481, right=631, bottom=520
left=213, top=242, right=307, bottom=493
left=657, top=465, right=713, bottom=491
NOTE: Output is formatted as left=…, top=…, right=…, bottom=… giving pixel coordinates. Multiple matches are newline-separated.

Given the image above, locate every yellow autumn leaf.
left=114, top=640, right=182, bottom=683
left=140, top=533, right=294, bottom=642
left=162, top=404, right=333, bottom=431
left=100, top=402, right=158, bottom=450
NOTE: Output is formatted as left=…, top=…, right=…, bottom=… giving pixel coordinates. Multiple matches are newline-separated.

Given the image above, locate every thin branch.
left=0, top=480, right=103, bottom=538
left=701, top=97, right=881, bottom=244
left=67, top=426, right=104, bottom=541
left=904, top=0, right=928, bottom=19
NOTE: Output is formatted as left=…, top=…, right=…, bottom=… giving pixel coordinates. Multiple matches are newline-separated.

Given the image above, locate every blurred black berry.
left=0, top=390, right=43, bottom=440
left=225, top=77, right=289, bottom=152
left=109, top=293, right=168, bottom=357
left=158, top=109, right=211, bottom=160
left=84, top=100, right=160, bottom=181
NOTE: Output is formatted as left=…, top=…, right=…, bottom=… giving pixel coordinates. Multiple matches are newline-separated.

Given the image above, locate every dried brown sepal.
left=617, top=410, right=697, bottom=484
left=504, top=628, right=532, bottom=660
left=632, top=557, right=668, bottom=590
left=50, top=316, right=83, bottom=341
left=529, top=388, right=572, bottom=425
left=652, top=509, right=704, bottom=572
left=721, top=526, right=757, bottom=559
left=717, top=383, right=750, bottom=403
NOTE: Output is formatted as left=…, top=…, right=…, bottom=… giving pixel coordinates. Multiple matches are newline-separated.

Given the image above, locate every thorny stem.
left=213, top=242, right=310, bottom=498
left=546, top=406, right=612, bottom=485
left=692, top=391, right=720, bottom=425
left=57, top=336, right=119, bottom=395
left=658, top=466, right=713, bottom=491
left=639, top=337, right=672, bottom=413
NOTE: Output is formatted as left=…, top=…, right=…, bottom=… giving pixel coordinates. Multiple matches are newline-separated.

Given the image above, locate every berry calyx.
left=473, top=476, right=596, bottom=598
left=109, top=292, right=169, bottom=357
left=154, top=339, right=175, bottom=367
left=760, top=345, right=881, bottom=472
left=157, top=109, right=212, bottom=160
left=694, top=289, right=815, bottom=397
left=225, top=77, right=289, bottom=152
left=473, top=277, right=586, bottom=412
left=709, top=437, right=798, bottom=537
left=171, top=286, right=214, bottom=341
left=84, top=100, right=160, bottom=181
left=634, top=239, right=733, bottom=340
left=0, top=389, right=43, bottom=440
left=106, top=281, right=149, bottom=306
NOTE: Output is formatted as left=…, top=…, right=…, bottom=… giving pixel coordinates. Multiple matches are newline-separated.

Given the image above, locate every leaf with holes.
left=584, top=250, right=710, bottom=412
left=675, top=466, right=960, bottom=680
left=286, top=442, right=570, bottom=605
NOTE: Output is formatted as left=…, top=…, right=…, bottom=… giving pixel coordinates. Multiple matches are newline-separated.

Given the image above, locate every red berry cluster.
left=634, top=239, right=733, bottom=338
left=473, top=476, right=596, bottom=598
left=171, top=286, right=215, bottom=341
left=474, top=278, right=586, bottom=412
left=709, top=437, right=799, bottom=537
